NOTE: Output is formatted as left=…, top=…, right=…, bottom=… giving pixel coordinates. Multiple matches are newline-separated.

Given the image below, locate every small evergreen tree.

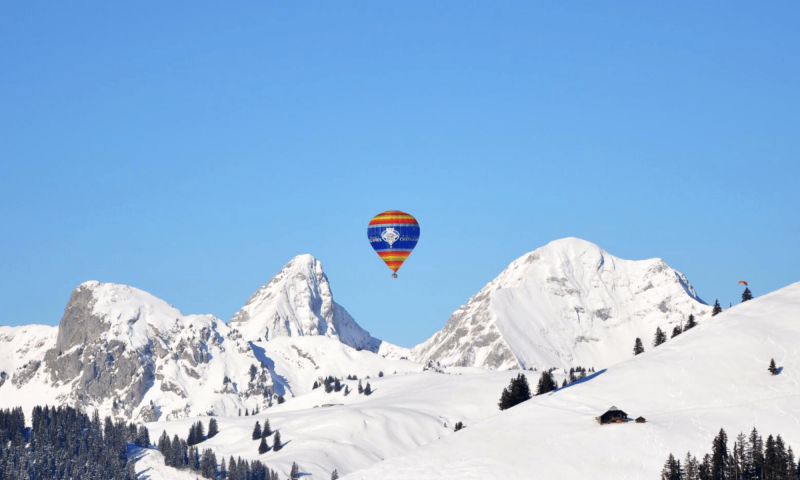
left=208, top=418, right=219, bottom=438
left=252, top=421, right=262, bottom=440
left=379, top=371, right=384, bottom=377
left=671, top=325, right=683, bottom=338
left=712, top=300, right=723, bottom=316
left=453, top=421, right=466, bottom=432
left=660, top=453, right=682, bottom=480
left=364, top=382, right=373, bottom=395
left=742, top=287, right=753, bottom=302
left=277, top=395, right=285, bottom=404
left=258, top=437, right=269, bottom=454
left=653, top=327, right=667, bottom=347
left=262, top=418, right=271, bottom=437
left=331, top=469, right=339, bottom=480
left=711, top=428, right=728, bottom=480
left=535, top=370, right=557, bottom=396
left=358, top=379, right=364, bottom=394
left=633, top=337, right=644, bottom=355
left=313, top=380, right=319, bottom=390
left=188, top=423, right=197, bottom=446
left=685, top=314, right=698, bottom=330
left=562, top=378, right=568, bottom=387
left=290, top=462, right=301, bottom=479
left=272, top=430, right=282, bottom=451
left=769, top=358, right=778, bottom=375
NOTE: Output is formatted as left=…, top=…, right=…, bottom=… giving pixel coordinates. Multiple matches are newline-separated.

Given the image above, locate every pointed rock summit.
left=230, top=254, right=379, bottom=351
left=412, top=237, right=710, bottom=370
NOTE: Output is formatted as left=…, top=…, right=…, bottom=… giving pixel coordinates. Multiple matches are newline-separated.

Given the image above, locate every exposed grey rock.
left=11, top=360, right=40, bottom=387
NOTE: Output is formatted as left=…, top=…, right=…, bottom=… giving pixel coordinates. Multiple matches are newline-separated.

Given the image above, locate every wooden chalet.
left=596, top=406, right=628, bottom=425
left=635, top=417, right=646, bottom=423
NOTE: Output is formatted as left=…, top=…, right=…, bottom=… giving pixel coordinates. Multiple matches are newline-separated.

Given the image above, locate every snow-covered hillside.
left=413, top=237, right=711, bottom=370
left=346, top=281, right=800, bottom=479
left=147, top=368, right=525, bottom=479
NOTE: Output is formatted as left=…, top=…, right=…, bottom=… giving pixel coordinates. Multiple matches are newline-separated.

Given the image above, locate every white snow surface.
left=346, top=281, right=800, bottom=479
left=413, top=237, right=711, bottom=370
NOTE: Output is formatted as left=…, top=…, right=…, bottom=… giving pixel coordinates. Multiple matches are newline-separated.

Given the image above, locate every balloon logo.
left=367, top=211, right=420, bottom=278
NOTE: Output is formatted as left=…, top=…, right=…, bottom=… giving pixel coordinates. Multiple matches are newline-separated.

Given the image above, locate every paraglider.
left=367, top=210, right=420, bottom=278
left=739, top=280, right=748, bottom=286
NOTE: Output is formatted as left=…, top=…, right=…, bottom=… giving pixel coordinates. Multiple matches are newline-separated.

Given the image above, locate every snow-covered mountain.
left=230, top=254, right=381, bottom=351
left=413, top=237, right=711, bottom=370
left=345, top=282, right=800, bottom=480
left=1, top=281, right=275, bottom=421
left=0, top=256, right=414, bottom=421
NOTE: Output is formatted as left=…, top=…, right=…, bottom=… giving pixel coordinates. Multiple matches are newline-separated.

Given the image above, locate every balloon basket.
left=392, top=273, right=398, bottom=279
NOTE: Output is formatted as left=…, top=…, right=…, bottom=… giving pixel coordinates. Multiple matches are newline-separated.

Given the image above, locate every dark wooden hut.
left=597, top=406, right=628, bottom=424
left=635, top=416, right=646, bottom=423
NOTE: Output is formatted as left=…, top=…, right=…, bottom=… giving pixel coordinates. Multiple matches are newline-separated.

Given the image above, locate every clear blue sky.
left=1, top=2, right=798, bottom=347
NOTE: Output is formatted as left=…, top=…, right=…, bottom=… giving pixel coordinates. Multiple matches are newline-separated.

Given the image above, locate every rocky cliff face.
left=230, top=254, right=380, bottom=351
left=0, top=281, right=277, bottom=421
left=412, top=238, right=711, bottom=370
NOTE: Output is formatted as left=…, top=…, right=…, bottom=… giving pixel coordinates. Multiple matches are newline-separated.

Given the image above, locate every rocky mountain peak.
left=229, top=254, right=378, bottom=351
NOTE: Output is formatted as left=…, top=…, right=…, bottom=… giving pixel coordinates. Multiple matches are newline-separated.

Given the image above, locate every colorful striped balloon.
left=367, top=211, right=420, bottom=278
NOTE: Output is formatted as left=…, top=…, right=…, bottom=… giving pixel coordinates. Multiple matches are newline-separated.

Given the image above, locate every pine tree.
left=454, top=421, right=466, bottom=432
left=711, top=428, right=728, bottom=480
left=334, top=378, right=341, bottom=392
left=684, top=452, right=699, bottom=480
left=633, top=337, right=645, bottom=355
left=562, top=378, right=568, bottom=387
left=358, top=379, right=364, bottom=394
left=742, top=287, right=753, bottom=302
left=535, top=370, right=557, bottom=396
left=654, top=327, right=667, bottom=347
left=364, top=382, right=373, bottom=395
left=208, top=418, right=219, bottom=438
left=196, top=420, right=205, bottom=442
left=277, top=395, right=285, bottom=404
left=188, top=423, right=197, bottom=446
left=331, top=470, right=339, bottom=480
left=313, top=380, right=319, bottom=390
left=258, top=437, right=268, bottom=454
left=252, top=421, right=262, bottom=440
left=272, top=430, right=282, bottom=451
left=290, top=462, right=301, bottom=479
left=672, top=325, right=683, bottom=338
left=262, top=419, right=271, bottom=437
left=661, top=453, right=682, bottom=480
left=712, top=300, right=723, bottom=316
left=245, top=408, right=249, bottom=416
left=769, top=358, right=778, bottom=375
left=749, top=427, right=764, bottom=480
left=685, top=314, right=698, bottom=330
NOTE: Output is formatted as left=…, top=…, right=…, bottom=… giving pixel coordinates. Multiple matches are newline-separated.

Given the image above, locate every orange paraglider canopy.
left=739, top=280, right=748, bottom=286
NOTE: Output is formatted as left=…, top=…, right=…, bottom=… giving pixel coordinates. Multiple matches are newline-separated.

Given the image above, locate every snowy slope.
left=230, top=254, right=386, bottom=352
left=346, top=281, right=800, bottom=480
left=413, top=237, right=710, bottom=370
left=147, top=368, right=528, bottom=479
left=250, top=336, right=422, bottom=398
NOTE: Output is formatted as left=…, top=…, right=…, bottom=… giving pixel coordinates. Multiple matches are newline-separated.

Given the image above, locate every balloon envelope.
left=367, top=211, right=420, bottom=275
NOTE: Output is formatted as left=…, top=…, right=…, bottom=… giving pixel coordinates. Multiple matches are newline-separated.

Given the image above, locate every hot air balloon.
left=367, top=210, right=420, bottom=278
left=739, top=280, right=748, bottom=287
